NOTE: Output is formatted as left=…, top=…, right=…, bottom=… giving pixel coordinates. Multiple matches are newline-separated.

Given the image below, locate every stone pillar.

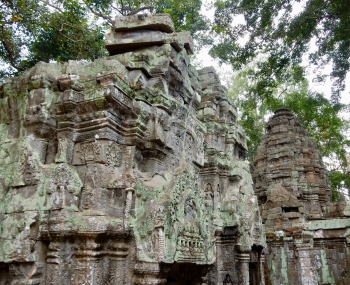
left=236, top=252, right=250, bottom=285
left=295, top=242, right=318, bottom=285
left=108, top=257, right=127, bottom=285
left=154, top=206, right=165, bottom=262
left=88, top=257, right=103, bottom=285
left=156, top=225, right=165, bottom=261
left=46, top=242, right=60, bottom=285
left=306, top=194, right=322, bottom=218
left=260, top=254, right=265, bottom=285
left=134, top=262, right=169, bottom=285
left=124, top=187, right=134, bottom=228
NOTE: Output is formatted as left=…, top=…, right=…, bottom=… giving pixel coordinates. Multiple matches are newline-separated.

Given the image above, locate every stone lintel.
left=306, top=218, right=350, bottom=231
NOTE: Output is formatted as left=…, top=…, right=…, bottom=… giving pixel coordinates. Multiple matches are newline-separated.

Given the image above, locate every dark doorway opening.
left=165, top=263, right=210, bottom=285
left=249, top=262, right=260, bottom=285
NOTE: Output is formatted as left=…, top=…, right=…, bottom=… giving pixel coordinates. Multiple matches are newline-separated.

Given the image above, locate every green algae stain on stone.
left=0, top=14, right=268, bottom=284
left=320, top=247, right=335, bottom=284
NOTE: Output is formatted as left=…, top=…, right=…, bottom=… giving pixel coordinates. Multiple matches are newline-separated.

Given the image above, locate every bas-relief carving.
left=19, top=147, right=39, bottom=186
left=203, top=183, right=214, bottom=210
left=222, top=274, right=234, bottom=285
left=47, top=164, right=82, bottom=209
left=73, top=140, right=123, bottom=167
left=0, top=13, right=265, bottom=285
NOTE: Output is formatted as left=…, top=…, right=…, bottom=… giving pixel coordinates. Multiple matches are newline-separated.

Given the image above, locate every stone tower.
left=0, top=14, right=265, bottom=284
left=253, top=108, right=350, bottom=285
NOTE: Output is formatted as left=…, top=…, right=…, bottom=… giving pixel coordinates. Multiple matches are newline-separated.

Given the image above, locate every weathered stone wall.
left=0, top=14, right=265, bottom=285
left=253, top=108, right=350, bottom=285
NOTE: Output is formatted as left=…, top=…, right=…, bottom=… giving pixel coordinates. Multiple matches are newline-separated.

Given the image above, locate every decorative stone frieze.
left=0, top=13, right=264, bottom=284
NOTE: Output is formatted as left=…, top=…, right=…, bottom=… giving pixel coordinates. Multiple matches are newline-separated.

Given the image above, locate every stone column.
left=306, top=194, right=322, bottom=218
left=46, top=242, right=60, bottom=285
left=155, top=225, right=165, bottom=261
left=260, top=254, right=265, bottom=285
left=134, top=262, right=170, bottom=285
left=124, top=187, right=134, bottom=228
left=108, top=257, right=127, bottom=285
left=236, top=252, right=250, bottom=285
left=295, top=241, right=318, bottom=285
left=154, top=206, right=165, bottom=262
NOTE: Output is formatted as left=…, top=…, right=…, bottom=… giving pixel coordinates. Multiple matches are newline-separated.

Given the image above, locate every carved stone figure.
left=0, top=13, right=264, bottom=285
left=223, top=274, right=233, bottom=285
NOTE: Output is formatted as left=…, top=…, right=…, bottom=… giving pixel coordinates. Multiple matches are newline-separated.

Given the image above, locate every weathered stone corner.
left=254, top=108, right=350, bottom=285
left=0, top=14, right=265, bottom=285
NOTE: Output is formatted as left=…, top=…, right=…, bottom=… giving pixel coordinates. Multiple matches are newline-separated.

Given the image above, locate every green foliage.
left=83, top=0, right=154, bottom=17
left=0, top=0, right=209, bottom=76
left=155, top=0, right=210, bottom=39
left=29, top=3, right=107, bottom=65
left=227, top=62, right=350, bottom=200
left=328, top=171, right=350, bottom=201
left=0, top=0, right=107, bottom=76
left=211, top=0, right=350, bottom=103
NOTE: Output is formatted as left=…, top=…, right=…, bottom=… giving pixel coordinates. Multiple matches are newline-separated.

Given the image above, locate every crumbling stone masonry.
left=253, top=108, right=350, bottom=285
left=0, top=14, right=265, bottom=285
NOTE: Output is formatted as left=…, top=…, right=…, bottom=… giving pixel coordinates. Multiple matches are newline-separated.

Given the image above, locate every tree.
left=0, top=0, right=209, bottom=77
left=211, top=0, right=350, bottom=103
left=227, top=62, right=350, bottom=200
left=0, top=0, right=108, bottom=77
left=154, top=0, right=209, bottom=41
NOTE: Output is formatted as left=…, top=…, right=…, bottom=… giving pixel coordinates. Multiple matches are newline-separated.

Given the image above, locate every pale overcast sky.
left=197, top=0, right=350, bottom=106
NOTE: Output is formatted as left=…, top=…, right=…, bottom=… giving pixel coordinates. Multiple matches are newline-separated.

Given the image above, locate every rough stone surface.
left=254, top=108, right=350, bottom=285
left=113, top=13, right=175, bottom=33
left=0, top=14, right=265, bottom=285
left=105, top=14, right=193, bottom=56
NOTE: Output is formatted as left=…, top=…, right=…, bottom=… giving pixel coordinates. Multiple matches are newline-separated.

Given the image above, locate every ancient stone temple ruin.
left=253, top=108, right=350, bottom=285
left=0, top=14, right=265, bottom=284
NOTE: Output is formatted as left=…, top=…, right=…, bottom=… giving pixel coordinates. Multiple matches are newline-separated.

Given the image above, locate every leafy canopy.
left=0, top=0, right=209, bottom=77
left=211, top=0, right=350, bottom=103
left=0, top=0, right=108, bottom=76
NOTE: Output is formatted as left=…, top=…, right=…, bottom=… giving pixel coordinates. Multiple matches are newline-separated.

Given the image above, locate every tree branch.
left=0, top=28, right=24, bottom=72
left=46, top=2, right=64, bottom=13
left=82, top=1, right=114, bottom=26
left=58, top=23, right=84, bottom=42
